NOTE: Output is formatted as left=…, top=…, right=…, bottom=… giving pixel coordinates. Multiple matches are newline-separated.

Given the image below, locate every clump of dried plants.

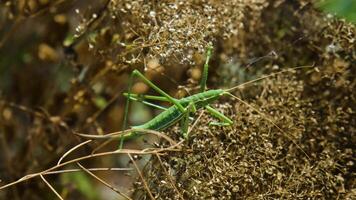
left=132, top=1, right=355, bottom=199
left=134, top=67, right=355, bottom=199
left=0, top=0, right=355, bottom=199
left=103, top=0, right=267, bottom=64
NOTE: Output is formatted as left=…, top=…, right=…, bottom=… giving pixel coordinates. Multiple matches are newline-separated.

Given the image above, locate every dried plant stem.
left=187, top=110, right=205, bottom=135
left=0, top=144, right=181, bottom=191
left=39, top=174, right=64, bottom=200
left=75, top=128, right=177, bottom=146
left=76, top=128, right=178, bottom=155
left=44, top=168, right=132, bottom=175
left=91, top=138, right=115, bottom=154
left=0, top=0, right=70, bottom=49
left=57, top=140, right=92, bottom=165
left=84, top=92, right=121, bottom=127
left=128, top=154, right=155, bottom=200
left=76, top=162, right=132, bottom=200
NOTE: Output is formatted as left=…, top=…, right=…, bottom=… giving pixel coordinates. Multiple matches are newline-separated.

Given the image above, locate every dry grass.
left=0, top=0, right=355, bottom=199
left=133, top=67, right=355, bottom=199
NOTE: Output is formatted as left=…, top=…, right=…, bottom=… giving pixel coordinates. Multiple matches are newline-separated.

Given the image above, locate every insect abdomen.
left=132, top=89, right=224, bottom=131
left=132, top=106, right=183, bottom=131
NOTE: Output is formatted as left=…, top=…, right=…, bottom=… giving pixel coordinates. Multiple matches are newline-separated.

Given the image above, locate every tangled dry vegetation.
left=104, top=0, right=266, bottom=64
left=133, top=1, right=356, bottom=199
left=0, top=0, right=355, bottom=199
left=134, top=69, right=355, bottom=199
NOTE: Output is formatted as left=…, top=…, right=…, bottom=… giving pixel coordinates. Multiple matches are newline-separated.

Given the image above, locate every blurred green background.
left=319, top=0, right=356, bottom=23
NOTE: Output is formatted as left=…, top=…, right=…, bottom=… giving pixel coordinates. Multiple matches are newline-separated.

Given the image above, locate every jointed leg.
left=124, top=95, right=168, bottom=111
left=131, top=70, right=185, bottom=112
left=205, top=105, right=233, bottom=126
left=120, top=70, right=187, bottom=148
left=123, top=70, right=186, bottom=129
left=200, top=45, right=213, bottom=92
left=181, top=102, right=197, bottom=139
left=123, top=93, right=171, bottom=102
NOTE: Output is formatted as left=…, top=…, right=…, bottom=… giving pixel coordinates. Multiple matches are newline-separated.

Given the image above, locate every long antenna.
left=225, top=65, right=315, bottom=92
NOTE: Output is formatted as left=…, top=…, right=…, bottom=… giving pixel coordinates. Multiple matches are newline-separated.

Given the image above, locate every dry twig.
left=76, top=162, right=132, bottom=200
left=39, top=174, right=64, bottom=200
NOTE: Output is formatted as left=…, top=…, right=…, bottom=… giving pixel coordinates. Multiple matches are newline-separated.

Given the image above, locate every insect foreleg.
left=181, top=102, right=197, bottom=139
left=125, top=95, right=168, bottom=111
left=120, top=69, right=187, bottom=149
left=123, top=93, right=171, bottom=102
left=200, top=45, right=213, bottom=92
left=205, top=105, right=233, bottom=126
left=131, top=70, right=186, bottom=113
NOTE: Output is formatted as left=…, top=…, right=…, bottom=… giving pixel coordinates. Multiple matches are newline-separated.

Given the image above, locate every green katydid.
left=115, top=46, right=311, bottom=146
left=77, top=46, right=312, bottom=156
left=119, top=46, right=231, bottom=142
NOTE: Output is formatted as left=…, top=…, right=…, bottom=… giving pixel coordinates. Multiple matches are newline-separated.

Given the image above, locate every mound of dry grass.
left=0, top=0, right=355, bottom=199
left=134, top=66, right=355, bottom=199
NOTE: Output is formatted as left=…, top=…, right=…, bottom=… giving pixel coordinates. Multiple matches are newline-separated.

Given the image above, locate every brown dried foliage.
left=0, top=0, right=355, bottom=199
left=134, top=68, right=355, bottom=199
left=133, top=1, right=356, bottom=199
left=104, top=0, right=267, bottom=64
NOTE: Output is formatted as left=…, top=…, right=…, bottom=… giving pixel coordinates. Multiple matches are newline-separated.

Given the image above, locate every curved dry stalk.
left=76, top=128, right=178, bottom=147
left=91, top=138, right=115, bottom=154
left=76, top=162, right=132, bottom=200
left=75, top=129, right=131, bottom=139
left=57, top=139, right=92, bottom=165
left=226, top=65, right=314, bottom=92
left=40, top=174, right=64, bottom=200
left=0, top=144, right=182, bottom=191
left=76, top=129, right=133, bottom=155
left=128, top=154, right=155, bottom=200
left=44, top=167, right=133, bottom=175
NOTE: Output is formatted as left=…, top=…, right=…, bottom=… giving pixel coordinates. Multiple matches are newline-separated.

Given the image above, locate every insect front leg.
left=123, top=93, right=171, bottom=102
left=120, top=69, right=187, bottom=148
left=199, top=45, right=213, bottom=92
left=131, top=70, right=186, bottom=112
left=181, top=102, right=197, bottom=139
left=123, top=93, right=168, bottom=111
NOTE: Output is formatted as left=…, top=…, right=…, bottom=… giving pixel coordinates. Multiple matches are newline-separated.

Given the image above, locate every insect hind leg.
left=205, top=105, right=233, bottom=126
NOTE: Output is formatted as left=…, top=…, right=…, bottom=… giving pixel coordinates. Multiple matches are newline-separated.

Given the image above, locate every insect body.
left=131, top=89, right=226, bottom=132
left=116, top=46, right=233, bottom=142
left=116, top=46, right=309, bottom=144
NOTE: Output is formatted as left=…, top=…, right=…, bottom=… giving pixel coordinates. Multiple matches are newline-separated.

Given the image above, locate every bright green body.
left=119, top=46, right=233, bottom=144
left=123, top=89, right=225, bottom=139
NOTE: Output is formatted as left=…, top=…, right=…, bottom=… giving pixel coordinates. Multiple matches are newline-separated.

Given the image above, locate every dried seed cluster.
left=134, top=69, right=355, bottom=199
left=132, top=3, right=355, bottom=198
left=105, top=0, right=268, bottom=64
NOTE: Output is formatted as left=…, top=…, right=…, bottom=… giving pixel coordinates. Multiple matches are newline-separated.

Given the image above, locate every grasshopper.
left=116, top=46, right=309, bottom=147
left=120, top=46, right=233, bottom=141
